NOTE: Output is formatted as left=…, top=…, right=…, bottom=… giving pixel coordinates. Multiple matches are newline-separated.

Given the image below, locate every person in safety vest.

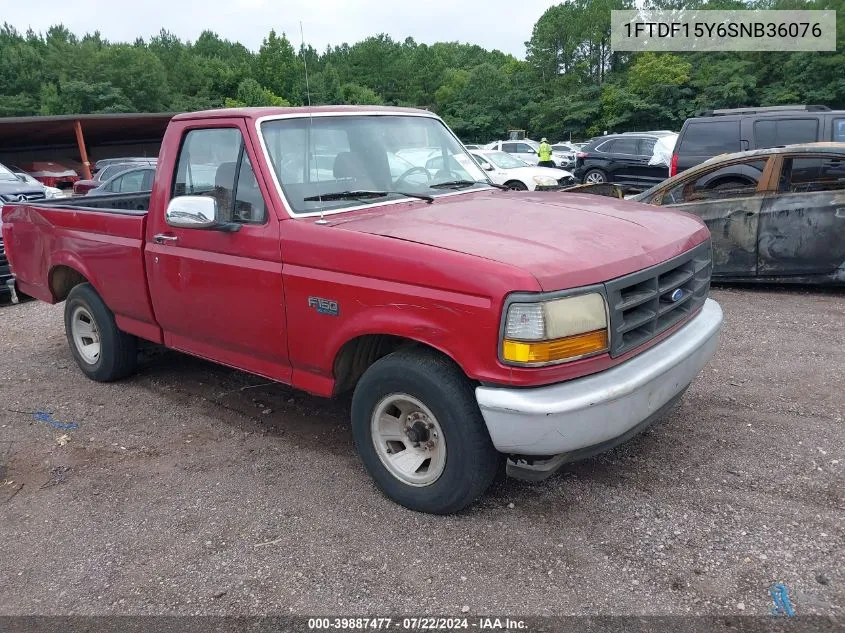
left=537, top=138, right=555, bottom=168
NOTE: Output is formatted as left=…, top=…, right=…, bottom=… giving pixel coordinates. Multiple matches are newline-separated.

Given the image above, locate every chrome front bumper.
left=475, top=298, right=723, bottom=457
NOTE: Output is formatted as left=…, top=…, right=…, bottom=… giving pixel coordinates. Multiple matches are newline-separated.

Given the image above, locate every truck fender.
left=324, top=305, right=474, bottom=381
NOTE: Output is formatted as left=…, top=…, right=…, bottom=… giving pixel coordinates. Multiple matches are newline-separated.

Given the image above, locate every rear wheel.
left=504, top=180, right=528, bottom=191
left=351, top=348, right=500, bottom=514
left=64, top=283, right=137, bottom=382
left=583, top=169, right=607, bottom=184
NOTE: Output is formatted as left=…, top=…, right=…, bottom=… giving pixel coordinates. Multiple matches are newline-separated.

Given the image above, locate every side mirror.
left=165, top=195, right=219, bottom=229
left=483, top=163, right=494, bottom=171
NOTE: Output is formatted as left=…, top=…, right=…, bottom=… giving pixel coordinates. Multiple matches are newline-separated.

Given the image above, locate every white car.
left=470, top=150, right=575, bottom=191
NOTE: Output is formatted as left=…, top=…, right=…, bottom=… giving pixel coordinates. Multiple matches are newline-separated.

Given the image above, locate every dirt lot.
left=0, top=286, right=842, bottom=617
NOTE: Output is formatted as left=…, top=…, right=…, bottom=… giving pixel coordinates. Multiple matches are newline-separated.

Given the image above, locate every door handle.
left=153, top=233, right=178, bottom=244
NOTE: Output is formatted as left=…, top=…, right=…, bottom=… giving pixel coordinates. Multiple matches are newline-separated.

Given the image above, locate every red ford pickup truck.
left=1, top=106, right=723, bottom=514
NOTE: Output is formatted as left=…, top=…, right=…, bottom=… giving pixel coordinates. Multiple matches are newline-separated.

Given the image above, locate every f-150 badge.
left=308, top=296, right=340, bottom=316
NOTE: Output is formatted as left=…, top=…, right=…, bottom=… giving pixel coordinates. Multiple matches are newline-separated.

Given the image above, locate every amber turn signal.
left=502, top=329, right=609, bottom=364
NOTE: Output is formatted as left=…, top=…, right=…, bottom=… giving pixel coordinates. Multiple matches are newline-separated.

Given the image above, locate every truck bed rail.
left=29, top=192, right=151, bottom=214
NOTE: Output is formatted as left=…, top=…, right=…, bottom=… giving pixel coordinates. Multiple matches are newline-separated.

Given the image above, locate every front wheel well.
left=332, top=335, right=463, bottom=395
left=49, top=266, right=89, bottom=302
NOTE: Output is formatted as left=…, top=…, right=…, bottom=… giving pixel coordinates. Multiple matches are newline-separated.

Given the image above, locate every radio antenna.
left=301, top=21, right=327, bottom=225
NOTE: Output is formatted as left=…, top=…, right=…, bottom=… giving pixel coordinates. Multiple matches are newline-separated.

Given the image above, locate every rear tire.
left=351, top=348, right=500, bottom=514
left=583, top=169, right=607, bottom=184
left=64, top=283, right=137, bottom=382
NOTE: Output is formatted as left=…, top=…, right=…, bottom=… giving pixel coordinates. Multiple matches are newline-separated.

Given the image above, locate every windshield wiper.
left=428, top=179, right=493, bottom=190
left=303, top=190, right=433, bottom=203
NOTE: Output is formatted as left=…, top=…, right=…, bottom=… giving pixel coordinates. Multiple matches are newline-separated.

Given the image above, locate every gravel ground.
left=0, top=286, right=842, bottom=617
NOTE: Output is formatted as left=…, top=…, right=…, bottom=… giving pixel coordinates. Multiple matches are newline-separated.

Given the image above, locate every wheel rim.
left=585, top=171, right=605, bottom=184
left=70, top=306, right=101, bottom=365
left=371, top=394, right=447, bottom=487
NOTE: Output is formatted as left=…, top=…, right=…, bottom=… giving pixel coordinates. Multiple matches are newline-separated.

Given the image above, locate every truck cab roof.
left=173, top=105, right=435, bottom=122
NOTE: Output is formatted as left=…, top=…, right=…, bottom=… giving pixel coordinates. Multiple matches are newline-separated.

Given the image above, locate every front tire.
left=351, top=348, right=500, bottom=514
left=504, top=180, right=528, bottom=191
left=64, top=283, right=137, bottom=382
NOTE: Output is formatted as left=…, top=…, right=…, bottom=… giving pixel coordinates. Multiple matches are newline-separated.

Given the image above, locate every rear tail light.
left=576, top=152, right=587, bottom=159
left=670, top=153, right=679, bottom=177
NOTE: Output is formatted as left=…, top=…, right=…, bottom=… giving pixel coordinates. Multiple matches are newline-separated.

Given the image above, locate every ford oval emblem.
left=670, top=288, right=686, bottom=302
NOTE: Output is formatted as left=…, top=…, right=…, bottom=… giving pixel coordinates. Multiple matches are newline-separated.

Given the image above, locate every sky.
left=7, top=0, right=555, bottom=58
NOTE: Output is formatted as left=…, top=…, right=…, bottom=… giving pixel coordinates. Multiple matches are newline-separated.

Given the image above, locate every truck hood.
left=330, top=191, right=710, bottom=290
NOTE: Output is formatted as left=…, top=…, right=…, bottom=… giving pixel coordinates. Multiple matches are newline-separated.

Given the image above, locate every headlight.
left=532, top=175, right=557, bottom=187
left=502, top=293, right=609, bottom=365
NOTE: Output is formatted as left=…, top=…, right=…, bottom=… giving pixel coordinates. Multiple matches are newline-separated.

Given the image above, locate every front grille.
left=0, top=192, right=46, bottom=203
left=604, top=240, right=712, bottom=357
left=558, top=175, right=576, bottom=187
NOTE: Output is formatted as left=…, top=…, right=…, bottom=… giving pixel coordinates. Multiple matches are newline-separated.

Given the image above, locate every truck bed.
left=1, top=192, right=160, bottom=342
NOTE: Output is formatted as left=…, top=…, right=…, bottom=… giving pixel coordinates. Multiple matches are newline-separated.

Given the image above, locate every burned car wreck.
left=629, top=143, right=845, bottom=285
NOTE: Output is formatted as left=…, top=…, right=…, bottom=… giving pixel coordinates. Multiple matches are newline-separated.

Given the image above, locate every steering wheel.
left=394, top=166, right=431, bottom=188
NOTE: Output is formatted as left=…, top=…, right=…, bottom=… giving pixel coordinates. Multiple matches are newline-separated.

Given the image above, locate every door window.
left=754, top=118, right=818, bottom=148
left=116, top=170, right=146, bottom=193
left=501, top=143, right=518, bottom=153
left=516, top=143, right=536, bottom=154
left=779, top=156, right=845, bottom=193
left=638, top=138, right=656, bottom=156
left=662, top=159, right=768, bottom=204
left=678, top=121, right=740, bottom=154
left=833, top=119, right=845, bottom=142
left=612, top=138, right=639, bottom=155
left=173, top=127, right=267, bottom=224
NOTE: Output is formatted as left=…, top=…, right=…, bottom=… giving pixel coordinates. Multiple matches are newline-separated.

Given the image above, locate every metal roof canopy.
left=0, top=112, right=174, bottom=179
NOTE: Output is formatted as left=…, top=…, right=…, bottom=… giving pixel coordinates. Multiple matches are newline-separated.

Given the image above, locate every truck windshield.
left=260, top=115, right=489, bottom=215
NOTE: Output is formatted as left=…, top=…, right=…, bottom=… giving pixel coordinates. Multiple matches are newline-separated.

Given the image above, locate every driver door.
left=145, top=119, right=290, bottom=382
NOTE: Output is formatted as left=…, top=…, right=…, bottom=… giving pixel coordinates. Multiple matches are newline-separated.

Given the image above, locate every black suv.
left=573, top=132, right=673, bottom=190
left=671, top=105, right=845, bottom=176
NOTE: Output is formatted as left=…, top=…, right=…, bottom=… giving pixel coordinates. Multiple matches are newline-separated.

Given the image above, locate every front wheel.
left=351, top=348, right=500, bottom=514
left=504, top=180, right=528, bottom=191
left=64, top=283, right=137, bottom=382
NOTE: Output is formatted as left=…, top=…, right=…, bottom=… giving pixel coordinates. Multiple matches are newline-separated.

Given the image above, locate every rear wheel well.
left=49, top=266, right=89, bottom=302
left=333, top=335, right=460, bottom=395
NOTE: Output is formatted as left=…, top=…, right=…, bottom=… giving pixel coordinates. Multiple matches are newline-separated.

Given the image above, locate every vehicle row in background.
left=484, top=139, right=573, bottom=169
left=632, top=143, right=845, bottom=285
left=74, top=158, right=157, bottom=195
